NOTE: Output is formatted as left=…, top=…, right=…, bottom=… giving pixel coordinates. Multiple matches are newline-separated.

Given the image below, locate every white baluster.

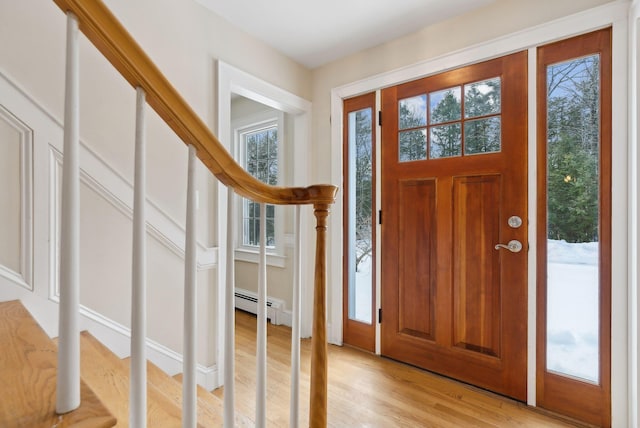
left=256, top=203, right=267, bottom=427
left=130, top=87, right=147, bottom=428
left=182, top=145, right=198, bottom=427
left=223, top=189, right=236, bottom=428
left=290, top=206, right=301, bottom=428
left=56, top=11, right=81, bottom=414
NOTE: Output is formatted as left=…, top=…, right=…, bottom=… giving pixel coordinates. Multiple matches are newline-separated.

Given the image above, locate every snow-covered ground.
left=353, top=239, right=599, bottom=382
left=547, top=239, right=599, bottom=382
left=353, top=254, right=373, bottom=323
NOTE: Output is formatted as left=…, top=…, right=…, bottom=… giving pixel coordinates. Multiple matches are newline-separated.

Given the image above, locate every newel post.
left=309, top=203, right=330, bottom=428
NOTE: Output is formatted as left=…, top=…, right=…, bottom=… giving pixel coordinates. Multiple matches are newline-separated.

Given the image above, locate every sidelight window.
left=545, top=54, right=601, bottom=383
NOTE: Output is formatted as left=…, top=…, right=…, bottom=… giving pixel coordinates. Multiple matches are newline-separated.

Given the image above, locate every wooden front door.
left=380, top=51, right=528, bottom=400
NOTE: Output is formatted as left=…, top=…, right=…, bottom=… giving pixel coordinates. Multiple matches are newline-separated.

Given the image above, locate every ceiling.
left=194, top=0, right=494, bottom=69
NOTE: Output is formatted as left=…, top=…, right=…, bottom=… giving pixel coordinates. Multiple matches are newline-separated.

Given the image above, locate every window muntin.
left=239, top=121, right=278, bottom=249
left=397, top=77, right=502, bottom=162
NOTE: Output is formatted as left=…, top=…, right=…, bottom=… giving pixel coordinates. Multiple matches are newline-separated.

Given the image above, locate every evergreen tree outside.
left=430, top=89, right=461, bottom=158
left=464, top=78, right=501, bottom=154
left=464, top=77, right=501, bottom=118
left=399, top=96, right=427, bottom=161
left=464, top=117, right=501, bottom=154
left=546, top=56, right=600, bottom=243
left=244, top=126, right=277, bottom=247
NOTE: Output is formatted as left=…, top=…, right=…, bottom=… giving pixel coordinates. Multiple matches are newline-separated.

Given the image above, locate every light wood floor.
left=214, top=310, right=587, bottom=428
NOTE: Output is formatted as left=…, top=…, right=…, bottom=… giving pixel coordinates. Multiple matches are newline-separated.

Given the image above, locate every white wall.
left=628, top=2, right=640, bottom=426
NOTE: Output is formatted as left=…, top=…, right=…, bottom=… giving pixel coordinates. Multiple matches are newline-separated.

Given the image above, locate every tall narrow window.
left=232, top=99, right=285, bottom=266
left=537, top=28, right=611, bottom=427
left=343, top=92, right=376, bottom=352
left=241, top=124, right=277, bottom=248
left=546, top=54, right=600, bottom=382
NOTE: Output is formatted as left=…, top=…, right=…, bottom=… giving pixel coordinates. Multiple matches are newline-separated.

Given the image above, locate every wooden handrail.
left=52, top=0, right=338, bottom=206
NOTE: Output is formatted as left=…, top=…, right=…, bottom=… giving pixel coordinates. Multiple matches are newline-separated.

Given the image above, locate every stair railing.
left=52, top=1, right=337, bottom=427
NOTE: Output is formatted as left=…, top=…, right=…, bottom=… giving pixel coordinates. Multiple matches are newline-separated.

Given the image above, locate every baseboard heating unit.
left=234, top=288, right=286, bottom=325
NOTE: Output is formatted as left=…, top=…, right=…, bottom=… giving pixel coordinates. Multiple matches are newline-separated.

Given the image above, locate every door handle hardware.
left=494, top=240, right=522, bottom=253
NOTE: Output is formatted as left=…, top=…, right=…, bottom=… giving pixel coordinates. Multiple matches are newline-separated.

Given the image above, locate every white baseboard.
left=78, top=303, right=221, bottom=391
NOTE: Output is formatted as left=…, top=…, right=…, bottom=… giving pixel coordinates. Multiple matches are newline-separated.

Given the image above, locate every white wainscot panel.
left=0, top=105, right=33, bottom=290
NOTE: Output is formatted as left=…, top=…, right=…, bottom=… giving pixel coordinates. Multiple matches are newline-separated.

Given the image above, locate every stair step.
left=0, top=300, right=116, bottom=427
left=79, top=331, right=187, bottom=427
left=123, top=359, right=224, bottom=427
left=173, top=373, right=254, bottom=427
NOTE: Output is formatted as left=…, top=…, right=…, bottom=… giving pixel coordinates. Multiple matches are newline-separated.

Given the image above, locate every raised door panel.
left=398, top=179, right=437, bottom=341
left=452, top=175, right=501, bottom=358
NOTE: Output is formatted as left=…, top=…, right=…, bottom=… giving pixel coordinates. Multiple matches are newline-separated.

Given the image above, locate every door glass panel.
left=429, top=87, right=462, bottom=124
left=347, top=108, right=373, bottom=324
left=464, top=117, right=501, bottom=154
left=399, top=129, right=427, bottom=162
left=546, top=54, right=600, bottom=383
left=430, top=124, right=461, bottom=158
left=399, top=95, right=427, bottom=129
left=464, top=77, right=501, bottom=118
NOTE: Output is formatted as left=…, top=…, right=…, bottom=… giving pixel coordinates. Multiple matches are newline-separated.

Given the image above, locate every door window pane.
left=430, top=124, right=461, bottom=158
left=399, top=129, right=427, bottom=162
left=348, top=108, right=373, bottom=323
left=464, top=117, right=501, bottom=154
left=399, top=95, right=427, bottom=129
left=464, top=77, right=501, bottom=118
left=429, top=87, right=461, bottom=124
left=545, top=54, right=600, bottom=383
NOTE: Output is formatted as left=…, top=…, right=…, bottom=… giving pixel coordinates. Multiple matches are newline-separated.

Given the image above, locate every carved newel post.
left=309, top=203, right=330, bottom=428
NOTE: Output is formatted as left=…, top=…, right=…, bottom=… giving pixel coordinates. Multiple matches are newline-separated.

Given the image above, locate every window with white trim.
left=232, top=107, right=285, bottom=266
left=241, top=122, right=277, bottom=248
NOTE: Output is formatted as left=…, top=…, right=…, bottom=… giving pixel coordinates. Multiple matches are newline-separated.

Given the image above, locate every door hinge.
left=378, top=110, right=382, bottom=126
left=378, top=308, right=382, bottom=324
left=378, top=209, right=382, bottom=225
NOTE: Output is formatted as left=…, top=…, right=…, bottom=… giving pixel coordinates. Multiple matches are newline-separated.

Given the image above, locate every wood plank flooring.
left=214, top=310, right=588, bottom=427
left=0, top=300, right=116, bottom=428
